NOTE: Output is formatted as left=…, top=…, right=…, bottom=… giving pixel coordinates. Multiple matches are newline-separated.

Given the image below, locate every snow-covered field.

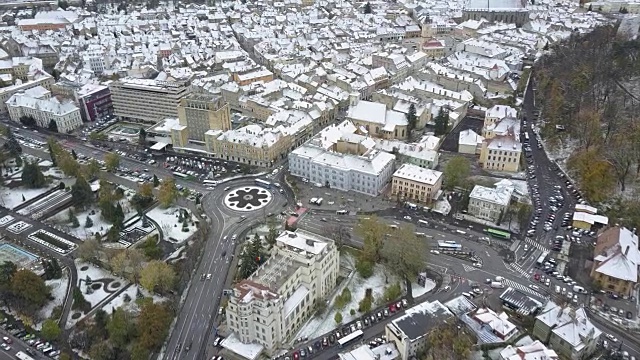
left=295, top=261, right=395, bottom=340
left=48, top=207, right=113, bottom=241
left=100, top=284, right=166, bottom=314
left=147, top=206, right=198, bottom=243
left=0, top=185, right=53, bottom=210
left=36, top=275, right=70, bottom=328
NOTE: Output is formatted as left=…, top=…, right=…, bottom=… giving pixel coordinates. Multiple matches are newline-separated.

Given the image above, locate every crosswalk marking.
left=524, top=238, right=548, bottom=252
left=509, top=262, right=529, bottom=278
left=462, top=264, right=479, bottom=272
left=502, top=278, right=547, bottom=299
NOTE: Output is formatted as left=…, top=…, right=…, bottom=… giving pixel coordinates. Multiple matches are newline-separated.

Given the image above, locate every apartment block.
left=392, top=163, right=443, bottom=204
left=109, top=78, right=191, bottom=124
left=468, top=182, right=514, bottom=222
left=385, top=300, right=453, bottom=360
left=225, top=230, right=339, bottom=354
left=176, top=93, right=231, bottom=144
left=75, top=83, right=113, bottom=122
left=205, top=125, right=292, bottom=167
left=6, top=87, right=82, bottom=133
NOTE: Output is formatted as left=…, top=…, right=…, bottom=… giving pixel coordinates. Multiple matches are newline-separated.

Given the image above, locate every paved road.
left=164, top=175, right=290, bottom=360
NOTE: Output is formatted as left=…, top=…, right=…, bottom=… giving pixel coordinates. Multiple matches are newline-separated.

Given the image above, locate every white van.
left=491, top=282, right=504, bottom=289
left=310, top=197, right=317, bottom=204
left=573, top=285, right=586, bottom=294
left=555, top=285, right=561, bottom=294
left=316, top=198, right=323, bottom=205
left=495, top=276, right=504, bottom=282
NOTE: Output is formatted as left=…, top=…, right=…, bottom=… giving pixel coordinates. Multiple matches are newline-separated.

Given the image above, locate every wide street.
left=1, top=75, right=639, bottom=360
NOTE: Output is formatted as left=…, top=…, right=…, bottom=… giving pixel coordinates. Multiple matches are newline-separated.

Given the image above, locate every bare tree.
left=323, top=223, right=351, bottom=248
left=605, top=133, right=635, bottom=192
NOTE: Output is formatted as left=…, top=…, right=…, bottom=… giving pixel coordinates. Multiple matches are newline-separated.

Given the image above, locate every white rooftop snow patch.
left=221, top=332, right=264, bottom=360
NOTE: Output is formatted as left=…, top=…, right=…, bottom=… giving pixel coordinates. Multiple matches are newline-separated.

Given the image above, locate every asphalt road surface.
left=165, top=176, right=290, bottom=360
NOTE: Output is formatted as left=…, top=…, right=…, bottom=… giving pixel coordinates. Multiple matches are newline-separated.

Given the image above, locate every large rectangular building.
left=75, top=83, right=113, bottom=122
left=109, top=78, right=191, bottom=124
left=176, top=93, right=231, bottom=143
left=225, top=230, right=339, bottom=354
left=6, top=89, right=82, bottom=133
left=392, top=163, right=443, bottom=204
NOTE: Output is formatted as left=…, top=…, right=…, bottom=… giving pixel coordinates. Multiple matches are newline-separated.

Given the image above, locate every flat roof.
left=150, top=142, right=169, bottom=150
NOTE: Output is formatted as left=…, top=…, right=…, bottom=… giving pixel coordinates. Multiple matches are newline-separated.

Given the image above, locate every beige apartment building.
left=590, top=227, right=640, bottom=297
left=0, top=70, right=53, bottom=113
left=392, top=163, right=443, bottom=204
left=175, top=93, right=231, bottom=145
left=205, top=124, right=292, bottom=167
left=225, top=230, right=340, bottom=354
left=109, top=78, right=191, bottom=124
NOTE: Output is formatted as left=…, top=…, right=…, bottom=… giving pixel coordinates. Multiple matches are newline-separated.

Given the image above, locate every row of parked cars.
left=283, top=299, right=408, bottom=360
left=1, top=320, right=60, bottom=359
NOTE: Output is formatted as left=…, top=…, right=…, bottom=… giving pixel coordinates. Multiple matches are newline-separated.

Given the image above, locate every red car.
left=293, top=351, right=299, bottom=360
left=534, top=273, right=540, bottom=281
left=389, top=304, right=396, bottom=313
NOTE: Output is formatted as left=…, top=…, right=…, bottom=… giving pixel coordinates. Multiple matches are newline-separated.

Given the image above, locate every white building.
left=225, top=230, right=340, bottom=355
left=500, top=340, right=558, bottom=360
left=392, top=163, right=443, bottom=204
left=339, top=342, right=400, bottom=360
left=109, top=78, right=191, bottom=124
left=6, top=87, right=82, bottom=133
left=468, top=182, right=514, bottom=222
left=385, top=300, right=453, bottom=360
left=289, top=144, right=395, bottom=196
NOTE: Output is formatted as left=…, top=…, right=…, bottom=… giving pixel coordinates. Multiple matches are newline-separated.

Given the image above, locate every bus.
left=338, top=329, right=364, bottom=347
left=15, top=352, right=35, bottom=360
left=536, top=251, right=549, bottom=267
left=484, top=228, right=511, bottom=240
left=173, top=172, right=188, bottom=179
left=437, top=240, right=462, bottom=252
left=255, top=179, right=271, bottom=188
left=203, top=180, right=219, bottom=186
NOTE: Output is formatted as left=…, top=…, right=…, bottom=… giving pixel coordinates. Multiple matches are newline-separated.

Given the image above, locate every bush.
left=334, top=288, right=352, bottom=309
left=350, top=309, right=356, bottom=316
left=383, top=282, right=403, bottom=302
left=358, top=288, right=374, bottom=313
left=355, top=257, right=374, bottom=278
left=334, top=312, right=343, bottom=324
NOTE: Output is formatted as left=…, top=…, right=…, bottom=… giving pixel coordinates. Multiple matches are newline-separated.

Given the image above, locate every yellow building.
left=205, top=125, right=292, bottom=167
left=177, top=93, right=231, bottom=144
left=392, top=163, right=443, bottom=204
left=479, top=137, right=522, bottom=172
left=233, top=69, right=274, bottom=86
left=590, top=227, right=640, bottom=298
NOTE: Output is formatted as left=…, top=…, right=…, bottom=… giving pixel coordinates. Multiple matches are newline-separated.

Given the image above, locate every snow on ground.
left=36, top=275, right=70, bottom=327
left=101, top=284, right=166, bottom=314
left=43, top=168, right=68, bottom=179
left=68, top=261, right=129, bottom=328
left=48, top=207, right=113, bottom=241
left=0, top=185, right=54, bottom=210
left=147, top=206, right=198, bottom=243
left=295, top=259, right=399, bottom=340
left=412, top=279, right=436, bottom=298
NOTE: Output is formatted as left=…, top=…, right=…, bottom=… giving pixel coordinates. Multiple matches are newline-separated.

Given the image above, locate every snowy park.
left=146, top=206, right=198, bottom=243
left=295, top=254, right=436, bottom=340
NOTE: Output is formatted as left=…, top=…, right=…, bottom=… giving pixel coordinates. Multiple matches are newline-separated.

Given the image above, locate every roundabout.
left=223, top=186, right=272, bottom=212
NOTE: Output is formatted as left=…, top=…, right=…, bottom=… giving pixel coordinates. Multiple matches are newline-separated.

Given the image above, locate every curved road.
left=164, top=178, right=291, bottom=360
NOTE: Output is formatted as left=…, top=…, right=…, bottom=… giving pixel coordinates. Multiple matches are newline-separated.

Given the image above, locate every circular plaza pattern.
left=223, top=186, right=272, bottom=212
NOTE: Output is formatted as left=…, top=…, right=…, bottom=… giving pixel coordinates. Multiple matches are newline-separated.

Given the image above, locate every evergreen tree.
left=153, top=174, right=160, bottom=187
left=71, top=149, right=78, bottom=160
left=85, top=216, right=93, bottom=228
left=363, top=1, right=372, bottom=13
left=406, top=103, right=417, bottom=133
left=434, top=107, right=450, bottom=136
left=48, top=143, right=57, bottom=167
left=3, top=128, right=22, bottom=159
left=72, top=175, right=95, bottom=209
left=72, top=215, right=80, bottom=228
left=48, top=119, right=58, bottom=132
left=21, top=161, right=46, bottom=188
left=588, top=4, right=592, bottom=11
left=138, top=128, right=147, bottom=146
left=21, top=194, right=25, bottom=201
